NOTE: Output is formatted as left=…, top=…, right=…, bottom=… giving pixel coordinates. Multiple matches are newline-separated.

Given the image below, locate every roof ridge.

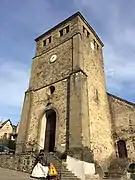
left=107, top=92, right=135, bottom=107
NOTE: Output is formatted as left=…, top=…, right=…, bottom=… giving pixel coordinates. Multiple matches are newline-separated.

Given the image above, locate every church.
left=16, top=12, right=135, bottom=178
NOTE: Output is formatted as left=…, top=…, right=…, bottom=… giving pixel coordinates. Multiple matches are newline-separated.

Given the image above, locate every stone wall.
left=26, top=79, right=67, bottom=153
left=108, top=93, right=135, bottom=160
left=35, top=16, right=79, bottom=57
left=30, top=39, right=73, bottom=90
left=68, top=71, right=92, bottom=162
left=77, top=17, right=115, bottom=166
left=17, top=15, right=85, bottom=154
left=16, top=92, right=32, bottom=153
left=0, top=153, right=35, bottom=173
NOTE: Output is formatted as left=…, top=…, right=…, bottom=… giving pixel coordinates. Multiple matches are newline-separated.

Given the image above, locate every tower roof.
left=35, top=11, right=104, bottom=47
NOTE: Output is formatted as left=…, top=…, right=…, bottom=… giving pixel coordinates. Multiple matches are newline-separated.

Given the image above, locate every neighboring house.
left=0, top=119, right=18, bottom=141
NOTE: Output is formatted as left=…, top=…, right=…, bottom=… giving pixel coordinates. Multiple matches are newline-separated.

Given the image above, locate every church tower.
left=16, top=12, right=114, bottom=166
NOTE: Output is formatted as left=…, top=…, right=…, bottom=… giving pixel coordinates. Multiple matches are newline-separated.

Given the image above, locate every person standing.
left=31, top=149, right=49, bottom=179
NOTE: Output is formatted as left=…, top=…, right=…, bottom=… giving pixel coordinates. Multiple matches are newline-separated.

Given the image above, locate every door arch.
left=44, top=109, right=56, bottom=152
left=117, top=140, right=128, bottom=158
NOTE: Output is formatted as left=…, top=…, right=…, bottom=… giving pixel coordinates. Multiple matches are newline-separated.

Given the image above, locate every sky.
left=0, top=0, right=135, bottom=124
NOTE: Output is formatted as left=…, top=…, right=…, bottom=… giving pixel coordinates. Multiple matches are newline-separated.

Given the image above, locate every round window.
left=49, top=86, right=55, bottom=94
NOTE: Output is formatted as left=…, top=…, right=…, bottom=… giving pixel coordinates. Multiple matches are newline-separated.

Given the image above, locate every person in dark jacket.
left=35, top=149, right=48, bottom=166
left=31, top=149, right=49, bottom=179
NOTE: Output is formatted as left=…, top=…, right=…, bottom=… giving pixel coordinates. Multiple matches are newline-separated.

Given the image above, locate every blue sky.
left=0, top=0, right=135, bottom=124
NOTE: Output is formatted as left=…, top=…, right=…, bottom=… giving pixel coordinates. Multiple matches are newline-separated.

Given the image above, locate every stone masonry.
left=108, top=93, right=135, bottom=161
left=16, top=11, right=135, bottom=175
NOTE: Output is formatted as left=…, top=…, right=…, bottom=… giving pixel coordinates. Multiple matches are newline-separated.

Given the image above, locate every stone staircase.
left=47, top=153, right=81, bottom=180
left=0, top=153, right=80, bottom=179
left=103, top=172, right=122, bottom=179
left=103, top=158, right=130, bottom=179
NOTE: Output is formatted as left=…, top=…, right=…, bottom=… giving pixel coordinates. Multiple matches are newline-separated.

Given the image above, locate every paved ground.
left=0, top=167, right=34, bottom=180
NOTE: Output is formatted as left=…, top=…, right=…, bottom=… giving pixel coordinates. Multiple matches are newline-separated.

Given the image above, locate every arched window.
left=117, top=140, right=128, bottom=158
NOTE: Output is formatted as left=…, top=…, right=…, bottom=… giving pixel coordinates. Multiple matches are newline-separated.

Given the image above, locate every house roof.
left=0, top=119, right=17, bottom=130
left=0, top=119, right=12, bottom=128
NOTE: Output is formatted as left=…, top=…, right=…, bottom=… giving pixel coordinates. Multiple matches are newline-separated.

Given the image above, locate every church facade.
left=16, top=12, right=135, bottom=168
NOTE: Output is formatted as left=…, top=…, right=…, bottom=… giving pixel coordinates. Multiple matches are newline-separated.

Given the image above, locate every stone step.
left=55, top=167, right=73, bottom=172
left=46, top=153, right=81, bottom=180
left=61, top=176, right=79, bottom=179
left=58, top=175, right=79, bottom=179
left=104, top=175, right=122, bottom=177
left=57, top=171, right=78, bottom=176
left=103, top=178, right=121, bottom=179
left=58, top=171, right=77, bottom=176
left=58, top=174, right=80, bottom=179
left=104, top=174, right=122, bottom=179
left=60, top=171, right=76, bottom=174
left=62, top=177, right=80, bottom=180
left=62, top=179, right=80, bottom=180
left=60, top=173, right=78, bottom=177
left=60, top=177, right=80, bottom=179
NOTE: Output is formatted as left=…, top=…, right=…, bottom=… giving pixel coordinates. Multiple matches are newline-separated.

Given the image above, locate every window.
left=3, top=133, right=7, bottom=139
left=117, top=140, right=128, bottom=158
left=97, top=44, right=99, bottom=50
left=43, top=36, right=52, bottom=46
left=93, top=39, right=96, bottom=46
left=83, top=26, right=90, bottom=38
left=83, top=26, right=85, bottom=33
left=59, top=29, right=64, bottom=37
left=48, top=36, right=51, bottom=43
left=87, top=31, right=90, bottom=37
left=66, top=25, right=69, bottom=33
left=49, top=86, right=55, bottom=94
left=43, top=39, right=46, bottom=46
left=59, top=25, right=69, bottom=37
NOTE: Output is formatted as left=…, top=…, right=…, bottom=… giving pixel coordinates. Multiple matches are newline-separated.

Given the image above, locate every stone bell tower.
left=16, top=12, right=114, bottom=165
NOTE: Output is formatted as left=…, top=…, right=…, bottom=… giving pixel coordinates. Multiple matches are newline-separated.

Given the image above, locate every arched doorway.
left=44, top=109, right=56, bottom=152
left=117, top=140, right=128, bottom=158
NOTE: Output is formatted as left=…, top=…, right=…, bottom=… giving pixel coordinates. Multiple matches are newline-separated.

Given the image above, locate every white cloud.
left=0, top=0, right=57, bottom=124
left=103, top=24, right=135, bottom=96
left=104, top=43, right=135, bottom=93
left=0, top=59, right=30, bottom=123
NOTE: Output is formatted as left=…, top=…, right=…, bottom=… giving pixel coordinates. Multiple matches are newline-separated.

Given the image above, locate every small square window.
left=48, top=36, right=51, bottom=43
left=59, top=29, right=64, bottom=37
left=43, top=39, right=46, bottom=46
left=93, top=39, right=96, bottom=46
left=66, top=25, right=69, bottom=33
left=83, top=26, right=85, bottom=33
left=97, top=44, right=99, bottom=50
left=87, top=31, right=90, bottom=37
